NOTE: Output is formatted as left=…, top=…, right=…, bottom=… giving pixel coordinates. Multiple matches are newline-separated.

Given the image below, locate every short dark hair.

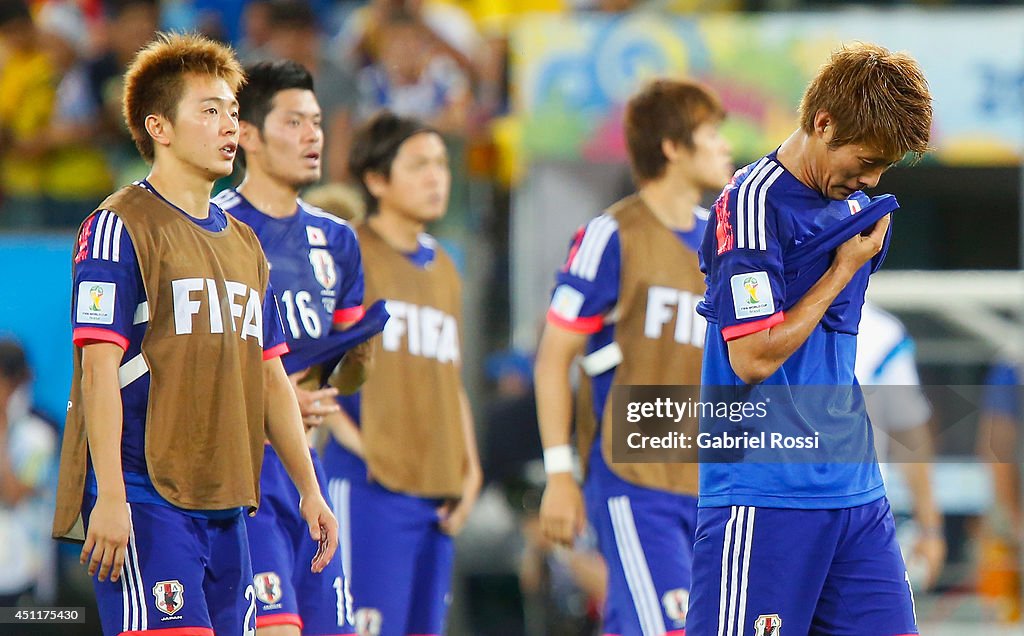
left=0, top=339, right=29, bottom=385
left=348, top=110, right=438, bottom=214
left=238, top=60, right=315, bottom=131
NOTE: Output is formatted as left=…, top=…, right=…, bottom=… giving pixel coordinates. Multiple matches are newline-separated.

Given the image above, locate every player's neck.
left=237, top=175, right=300, bottom=219
left=637, top=177, right=697, bottom=231
left=145, top=163, right=214, bottom=220
left=368, top=209, right=423, bottom=253
left=777, top=130, right=824, bottom=195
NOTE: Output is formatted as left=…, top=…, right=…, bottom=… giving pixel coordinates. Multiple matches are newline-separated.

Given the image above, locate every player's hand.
left=288, top=371, right=339, bottom=428
left=299, top=494, right=338, bottom=573
left=835, top=213, right=891, bottom=275
left=913, top=532, right=947, bottom=590
left=81, top=495, right=131, bottom=583
left=539, top=473, right=586, bottom=548
left=437, top=462, right=482, bottom=536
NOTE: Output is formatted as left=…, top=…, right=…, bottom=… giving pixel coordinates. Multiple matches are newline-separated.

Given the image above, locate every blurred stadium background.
left=0, top=0, right=1022, bottom=634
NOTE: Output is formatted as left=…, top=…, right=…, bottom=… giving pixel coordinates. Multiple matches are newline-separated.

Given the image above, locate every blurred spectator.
left=976, top=359, right=1022, bottom=622
left=855, top=302, right=946, bottom=591
left=237, top=0, right=273, bottom=62
left=356, top=8, right=471, bottom=134
left=337, top=0, right=481, bottom=80
left=86, top=0, right=159, bottom=186
left=302, top=181, right=366, bottom=223
left=36, top=1, right=113, bottom=229
left=0, top=0, right=56, bottom=228
left=254, top=0, right=358, bottom=182
left=0, top=339, right=58, bottom=606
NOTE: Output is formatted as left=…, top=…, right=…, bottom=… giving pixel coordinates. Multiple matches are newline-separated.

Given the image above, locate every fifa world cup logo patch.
left=754, top=613, right=782, bottom=635
left=743, top=276, right=760, bottom=304
left=153, top=579, right=184, bottom=616
left=89, top=285, right=105, bottom=312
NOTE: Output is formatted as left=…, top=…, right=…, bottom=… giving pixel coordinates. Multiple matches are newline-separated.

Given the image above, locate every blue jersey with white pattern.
left=696, top=151, right=885, bottom=509
left=215, top=189, right=365, bottom=368
left=546, top=208, right=708, bottom=424
left=72, top=181, right=287, bottom=513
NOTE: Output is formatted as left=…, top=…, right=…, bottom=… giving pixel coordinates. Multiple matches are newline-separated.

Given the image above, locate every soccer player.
left=688, top=42, right=932, bottom=635
left=534, top=78, right=733, bottom=636
left=321, top=111, right=483, bottom=636
left=215, top=59, right=363, bottom=636
left=51, top=34, right=338, bottom=636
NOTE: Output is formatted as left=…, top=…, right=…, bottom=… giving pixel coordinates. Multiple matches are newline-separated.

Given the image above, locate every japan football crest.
left=661, top=588, right=689, bottom=625
left=754, top=613, right=782, bottom=635
left=309, top=248, right=337, bottom=290
left=153, top=579, right=184, bottom=616
left=254, top=571, right=283, bottom=605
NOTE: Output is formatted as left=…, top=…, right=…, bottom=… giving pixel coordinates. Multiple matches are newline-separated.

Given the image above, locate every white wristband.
left=543, top=444, right=574, bottom=475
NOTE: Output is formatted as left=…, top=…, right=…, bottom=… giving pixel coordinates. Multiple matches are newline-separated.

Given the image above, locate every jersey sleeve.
left=545, top=215, right=621, bottom=334
left=332, top=224, right=366, bottom=326
left=706, top=183, right=786, bottom=341
left=71, top=210, right=143, bottom=351
left=982, top=363, right=1020, bottom=420
left=262, top=282, right=289, bottom=360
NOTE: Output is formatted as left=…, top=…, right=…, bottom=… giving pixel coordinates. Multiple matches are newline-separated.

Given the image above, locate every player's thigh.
left=686, top=505, right=838, bottom=636
left=204, top=513, right=258, bottom=636
left=84, top=495, right=212, bottom=636
left=406, top=525, right=455, bottom=636
left=246, top=492, right=303, bottom=629
left=346, top=479, right=424, bottom=636
left=589, top=492, right=694, bottom=636
left=812, top=499, right=918, bottom=636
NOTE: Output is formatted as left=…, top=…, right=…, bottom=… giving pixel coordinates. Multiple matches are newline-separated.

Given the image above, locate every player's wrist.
left=543, top=444, right=575, bottom=476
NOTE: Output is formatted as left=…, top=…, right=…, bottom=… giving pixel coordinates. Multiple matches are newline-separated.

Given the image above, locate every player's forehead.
left=269, top=88, right=321, bottom=117
left=180, top=73, right=238, bottom=108
left=395, top=131, right=447, bottom=161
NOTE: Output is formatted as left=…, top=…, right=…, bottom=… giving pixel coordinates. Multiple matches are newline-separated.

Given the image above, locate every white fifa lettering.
left=172, top=278, right=205, bottom=335
left=242, top=288, right=263, bottom=346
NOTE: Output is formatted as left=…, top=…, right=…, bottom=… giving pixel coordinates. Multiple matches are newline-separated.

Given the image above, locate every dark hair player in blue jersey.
left=215, top=60, right=366, bottom=636
left=688, top=42, right=933, bottom=636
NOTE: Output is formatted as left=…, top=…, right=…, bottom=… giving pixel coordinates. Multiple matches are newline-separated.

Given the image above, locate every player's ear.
left=238, top=121, right=260, bottom=152
left=145, top=114, right=171, bottom=151
left=364, top=171, right=389, bottom=199
left=814, top=110, right=834, bottom=142
left=661, top=138, right=681, bottom=164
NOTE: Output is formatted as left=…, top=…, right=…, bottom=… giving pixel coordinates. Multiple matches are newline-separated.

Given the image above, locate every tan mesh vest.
left=344, top=223, right=466, bottom=498
left=576, top=195, right=706, bottom=495
left=54, top=185, right=271, bottom=540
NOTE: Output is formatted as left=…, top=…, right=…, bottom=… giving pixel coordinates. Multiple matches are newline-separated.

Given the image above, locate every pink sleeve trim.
left=334, top=305, right=366, bottom=324
left=546, top=308, right=604, bottom=334
left=263, top=342, right=290, bottom=360
left=73, top=327, right=129, bottom=351
left=721, top=311, right=785, bottom=342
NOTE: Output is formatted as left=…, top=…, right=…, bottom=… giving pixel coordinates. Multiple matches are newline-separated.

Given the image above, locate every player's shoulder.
left=212, top=188, right=244, bottom=212
left=74, top=208, right=134, bottom=266
left=297, top=200, right=357, bottom=240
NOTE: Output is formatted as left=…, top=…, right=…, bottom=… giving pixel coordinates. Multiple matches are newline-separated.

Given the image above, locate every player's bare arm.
left=264, top=356, right=339, bottom=572
left=534, top=322, right=589, bottom=547
left=728, top=214, right=890, bottom=384
left=79, top=342, right=130, bottom=583
left=323, top=407, right=365, bottom=458
left=438, top=387, right=483, bottom=536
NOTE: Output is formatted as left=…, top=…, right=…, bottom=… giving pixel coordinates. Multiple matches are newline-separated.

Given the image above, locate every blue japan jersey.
left=71, top=181, right=287, bottom=511
left=696, top=152, right=885, bottom=509
left=546, top=208, right=707, bottom=428
left=216, top=189, right=365, bottom=368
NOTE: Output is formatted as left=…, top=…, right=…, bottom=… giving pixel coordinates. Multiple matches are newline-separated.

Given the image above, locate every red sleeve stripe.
left=546, top=308, right=604, bottom=334
left=73, top=327, right=129, bottom=351
left=333, top=305, right=366, bottom=324
left=263, top=342, right=290, bottom=360
left=721, top=311, right=785, bottom=342
left=255, top=613, right=303, bottom=629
